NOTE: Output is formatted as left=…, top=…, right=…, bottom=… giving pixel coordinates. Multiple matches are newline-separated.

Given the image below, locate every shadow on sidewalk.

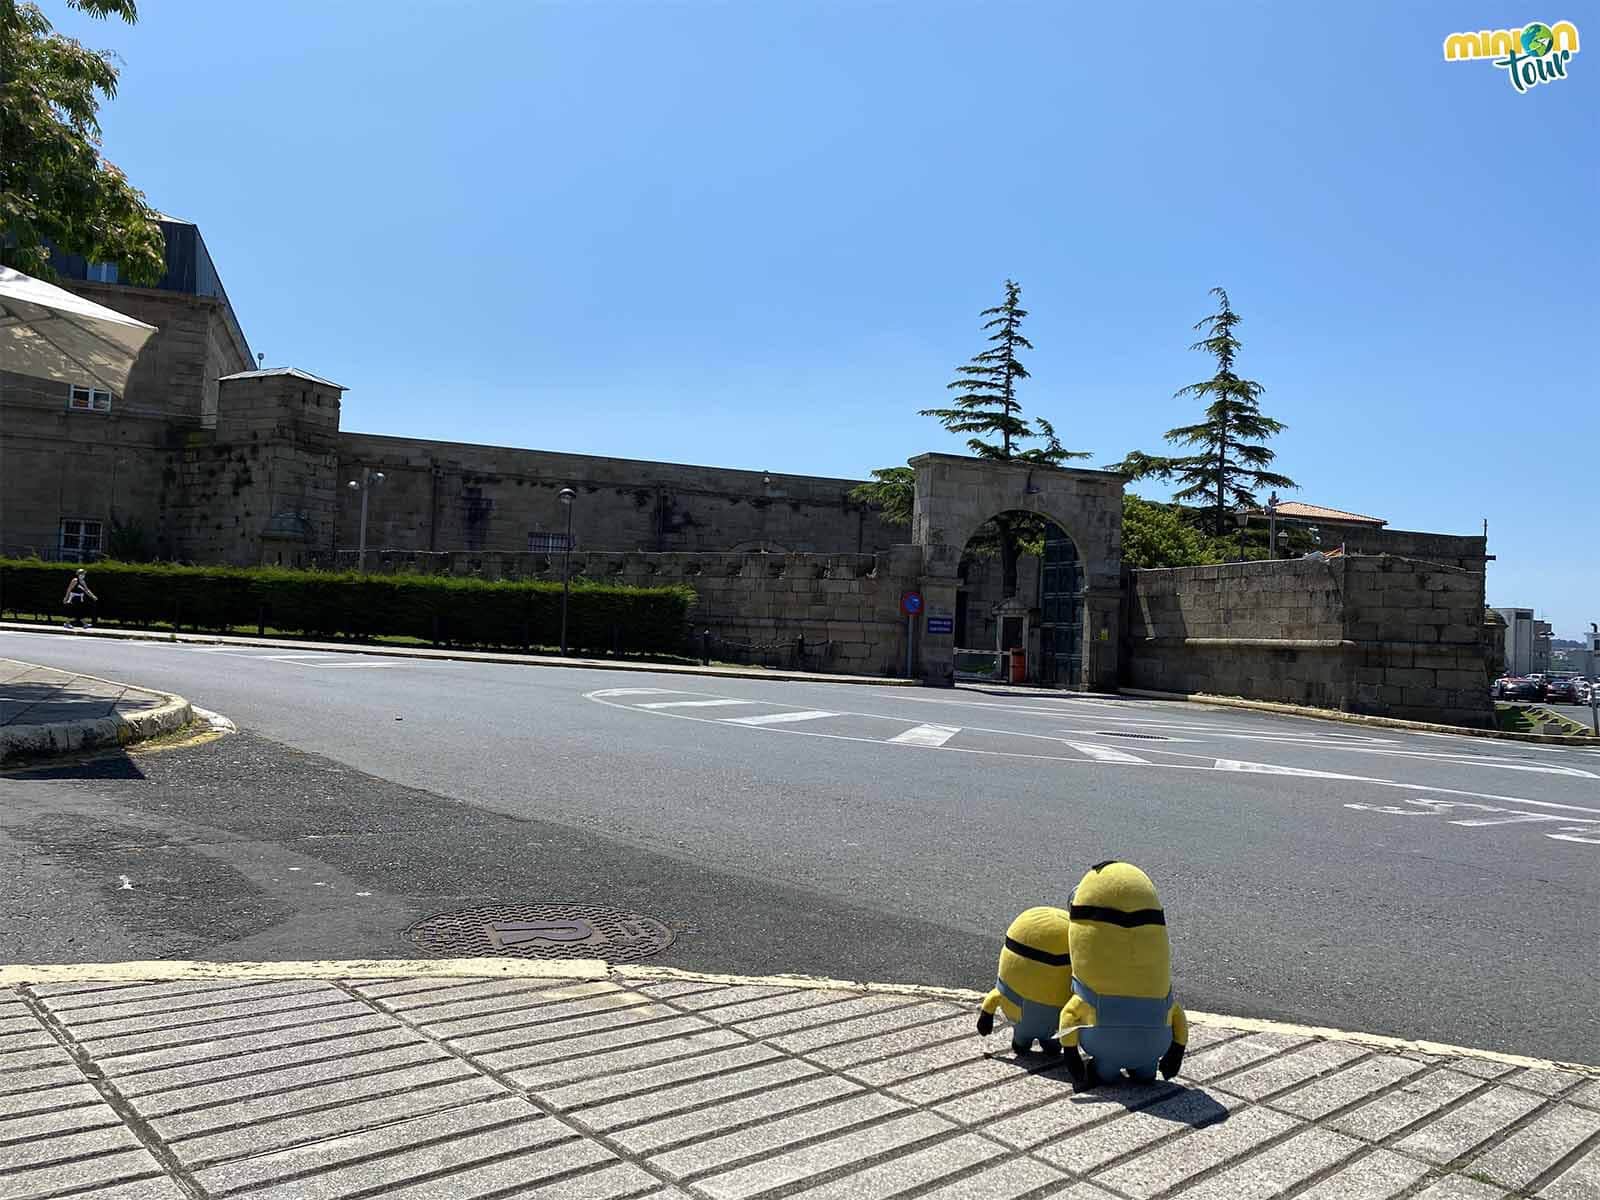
left=992, top=1052, right=1231, bottom=1126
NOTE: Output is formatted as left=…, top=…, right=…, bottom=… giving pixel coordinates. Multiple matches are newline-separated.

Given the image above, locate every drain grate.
left=407, top=903, right=674, bottom=963
left=1091, top=731, right=1171, bottom=741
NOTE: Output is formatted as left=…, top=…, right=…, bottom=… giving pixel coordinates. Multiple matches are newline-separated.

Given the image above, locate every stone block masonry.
left=1124, top=555, right=1493, bottom=726
left=342, top=548, right=925, bottom=677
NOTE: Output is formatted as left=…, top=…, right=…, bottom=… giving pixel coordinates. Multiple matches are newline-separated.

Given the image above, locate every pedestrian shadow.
left=984, top=1045, right=1230, bottom=1127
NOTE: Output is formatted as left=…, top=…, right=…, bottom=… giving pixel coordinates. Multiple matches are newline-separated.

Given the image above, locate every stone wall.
left=1322, top=527, right=1490, bottom=573
left=333, top=545, right=925, bottom=677
left=1124, top=555, right=1492, bottom=726
left=335, top=433, right=901, bottom=559
left=0, top=288, right=249, bottom=561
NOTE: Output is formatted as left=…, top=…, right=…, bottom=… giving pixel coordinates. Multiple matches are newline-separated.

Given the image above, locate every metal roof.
left=218, top=367, right=345, bottom=390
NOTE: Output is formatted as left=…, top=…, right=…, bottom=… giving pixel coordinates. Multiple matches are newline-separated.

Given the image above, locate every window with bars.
left=68, top=384, right=113, bottom=412
left=528, top=532, right=574, bottom=554
left=60, top=519, right=103, bottom=559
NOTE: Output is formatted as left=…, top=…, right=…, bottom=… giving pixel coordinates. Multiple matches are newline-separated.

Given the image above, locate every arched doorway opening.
left=954, top=509, right=1084, bottom=686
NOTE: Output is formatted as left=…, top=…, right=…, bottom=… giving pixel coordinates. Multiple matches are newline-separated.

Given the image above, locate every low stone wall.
left=331, top=546, right=923, bottom=677
left=1124, top=555, right=1492, bottom=726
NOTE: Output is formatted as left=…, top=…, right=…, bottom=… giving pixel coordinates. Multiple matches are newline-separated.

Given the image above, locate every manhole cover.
left=1092, top=731, right=1170, bottom=741
left=407, top=903, right=674, bottom=962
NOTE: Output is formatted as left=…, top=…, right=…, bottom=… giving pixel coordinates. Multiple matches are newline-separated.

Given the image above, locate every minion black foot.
left=1038, top=1038, right=1063, bottom=1056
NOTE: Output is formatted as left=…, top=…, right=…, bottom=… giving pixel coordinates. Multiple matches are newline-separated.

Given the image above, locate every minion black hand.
left=1159, top=1040, right=1185, bottom=1080
left=976, top=1011, right=994, bottom=1036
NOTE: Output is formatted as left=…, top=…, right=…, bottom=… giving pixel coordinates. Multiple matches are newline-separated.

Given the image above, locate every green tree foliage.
left=1120, top=495, right=1256, bottom=569
left=847, top=465, right=914, bottom=527
left=1107, top=288, right=1295, bottom=536
left=854, top=281, right=1090, bottom=598
left=1, top=0, right=165, bottom=283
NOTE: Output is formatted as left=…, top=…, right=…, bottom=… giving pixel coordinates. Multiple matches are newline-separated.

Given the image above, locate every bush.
left=0, top=559, right=694, bottom=655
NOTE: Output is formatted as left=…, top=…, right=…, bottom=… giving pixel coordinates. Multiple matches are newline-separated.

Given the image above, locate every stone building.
left=0, top=220, right=1496, bottom=720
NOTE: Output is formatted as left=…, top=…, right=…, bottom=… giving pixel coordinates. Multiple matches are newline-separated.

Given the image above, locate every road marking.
left=639, top=699, right=759, bottom=709
left=590, top=687, right=685, bottom=698
left=888, top=723, right=961, bottom=747
left=587, top=689, right=1600, bottom=817
left=257, top=653, right=335, bottom=661
left=117, top=875, right=133, bottom=890
left=1062, top=741, right=1148, bottom=764
left=1214, top=759, right=1364, bottom=780
left=725, top=709, right=838, bottom=726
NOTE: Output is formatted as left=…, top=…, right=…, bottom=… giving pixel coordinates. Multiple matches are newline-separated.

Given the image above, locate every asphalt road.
left=3, top=628, right=1598, bottom=1065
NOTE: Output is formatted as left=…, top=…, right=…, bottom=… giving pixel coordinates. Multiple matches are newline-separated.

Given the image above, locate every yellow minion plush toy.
left=1057, top=861, right=1187, bottom=1087
left=976, top=906, right=1073, bottom=1054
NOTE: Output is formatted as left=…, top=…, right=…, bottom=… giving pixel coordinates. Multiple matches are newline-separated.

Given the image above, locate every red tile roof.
left=1259, top=501, right=1387, bottom=526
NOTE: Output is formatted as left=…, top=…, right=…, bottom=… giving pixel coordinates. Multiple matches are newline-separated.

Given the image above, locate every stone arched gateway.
left=908, top=453, right=1125, bottom=689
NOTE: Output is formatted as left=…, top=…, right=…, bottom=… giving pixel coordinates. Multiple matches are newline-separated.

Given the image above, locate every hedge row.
left=0, top=559, right=696, bottom=654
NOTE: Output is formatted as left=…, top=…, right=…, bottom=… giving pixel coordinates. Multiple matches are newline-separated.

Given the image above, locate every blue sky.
left=62, top=2, right=1597, bottom=636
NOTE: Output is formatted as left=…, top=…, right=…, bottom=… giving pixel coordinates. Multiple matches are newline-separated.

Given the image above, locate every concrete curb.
left=0, top=667, right=193, bottom=763
left=1120, top=686, right=1598, bottom=745
left=0, top=619, right=922, bottom=688
left=4, top=956, right=1593, bottom=1076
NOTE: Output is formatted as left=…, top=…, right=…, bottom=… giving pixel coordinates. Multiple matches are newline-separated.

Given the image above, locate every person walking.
left=63, top=568, right=97, bottom=628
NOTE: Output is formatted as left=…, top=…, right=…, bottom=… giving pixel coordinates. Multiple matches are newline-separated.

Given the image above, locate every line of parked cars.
left=1491, top=672, right=1598, bottom=703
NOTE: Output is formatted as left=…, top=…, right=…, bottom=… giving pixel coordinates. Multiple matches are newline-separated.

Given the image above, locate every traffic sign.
left=900, top=591, right=923, bottom=616
left=926, top=616, right=953, bottom=635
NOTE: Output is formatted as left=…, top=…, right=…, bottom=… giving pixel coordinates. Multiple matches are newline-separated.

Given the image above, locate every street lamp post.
left=1234, top=508, right=1250, bottom=561
left=346, top=468, right=385, bottom=571
left=1266, top=491, right=1281, bottom=560
left=558, top=487, right=576, bottom=656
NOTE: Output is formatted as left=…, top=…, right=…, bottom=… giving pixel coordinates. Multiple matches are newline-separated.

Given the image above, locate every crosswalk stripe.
left=1062, top=741, right=1147, bottom=764
left=724, top=710, right=838, bottom=726
left=638, top=699, right=756, bottom=709
left=888, top=724, right=961, bottom=748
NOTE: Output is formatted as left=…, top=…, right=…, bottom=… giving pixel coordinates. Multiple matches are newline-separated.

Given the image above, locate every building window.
left=59, top=519, right=103, bottom=560
left=528, top=532, right=574, bottom=554
left=68, top=384, right=113, bottom=412
left=85, top=261, right=120, bottom=283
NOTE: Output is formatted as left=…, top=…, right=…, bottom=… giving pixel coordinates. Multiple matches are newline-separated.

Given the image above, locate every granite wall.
left=1124, top=555, right=1493, bottom=726
left=333, top=545, right=925, bottom=677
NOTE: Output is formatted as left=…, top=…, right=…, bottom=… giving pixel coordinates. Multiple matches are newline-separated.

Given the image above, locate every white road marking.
left=724, top=709, right=839, bottom=726
left=257, top=654, right=335, bottom=661
left=639, top=699, right=758, bottom=709
left=1548, top=831, right=1600, bottom=844
left=888, top=723, right=962, bottom=747
left=1214, top=759, right=1364, bottom=780
left=588, top=689, right=1600, bottom=819
left=590, top=687, right=685, bottom=698
left=1062, top=741, right=1148, bottom=764
left=117, top=875, right=133, bottom=890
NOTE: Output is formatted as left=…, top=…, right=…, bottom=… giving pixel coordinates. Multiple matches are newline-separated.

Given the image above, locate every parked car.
left=1574, top=677, right=1598, bottom=704
left=1542, top=675, right=1580, bottom=703
left=1491, top=676, right=1544, bottom=701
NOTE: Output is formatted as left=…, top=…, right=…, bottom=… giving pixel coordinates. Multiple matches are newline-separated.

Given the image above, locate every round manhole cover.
left=407, top=903, right=674, bottom=963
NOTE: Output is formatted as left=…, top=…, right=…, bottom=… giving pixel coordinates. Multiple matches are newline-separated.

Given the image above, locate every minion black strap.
left=1004, top=937, right=1070, bottom=966
left=1070, top=905, right=1166, bottom=928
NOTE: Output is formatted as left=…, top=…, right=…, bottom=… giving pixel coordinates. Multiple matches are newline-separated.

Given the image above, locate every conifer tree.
left=1108, top=288, right=1294, bottom=535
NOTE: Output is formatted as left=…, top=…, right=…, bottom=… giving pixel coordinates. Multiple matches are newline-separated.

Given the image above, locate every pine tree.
left=1108, top=288, right=1294, bottom=536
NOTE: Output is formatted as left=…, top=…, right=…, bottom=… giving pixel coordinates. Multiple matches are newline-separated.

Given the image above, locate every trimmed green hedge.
left=0, top=559, right=695, bottom=654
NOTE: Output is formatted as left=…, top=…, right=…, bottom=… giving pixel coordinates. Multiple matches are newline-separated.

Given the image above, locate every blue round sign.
left=900, top=591, right=923, bottom=616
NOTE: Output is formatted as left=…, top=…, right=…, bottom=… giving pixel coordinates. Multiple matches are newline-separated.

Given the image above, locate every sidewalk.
left=0, top=658, right=192, bottom=762
left=2, top=961, right=1595, bottom=1200
left=0, top=621, right=919, bottom=689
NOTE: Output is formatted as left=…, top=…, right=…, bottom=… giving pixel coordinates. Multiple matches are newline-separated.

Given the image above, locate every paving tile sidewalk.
left=0, top=659, right=171, bottom=729
left=3, top=968, right=1597, bottom=1200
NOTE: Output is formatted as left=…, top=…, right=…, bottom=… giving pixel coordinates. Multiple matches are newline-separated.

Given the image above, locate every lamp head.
left=558, top=487, right=577, bottom=505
